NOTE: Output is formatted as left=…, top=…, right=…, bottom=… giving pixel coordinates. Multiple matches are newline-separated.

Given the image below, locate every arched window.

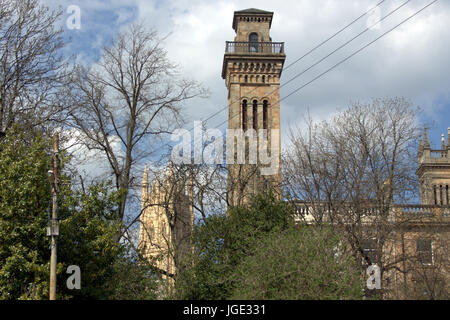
left=263, top=100, right=268, bottom=129
left=242, top=100, right=248, bottom=131
left=249, top=33, right=258, bottom=52
left=434, top=185, right=437, bottom=205
left=253, top=100, right=258, bottom=130
left=445, top=185, right=450, bottom=206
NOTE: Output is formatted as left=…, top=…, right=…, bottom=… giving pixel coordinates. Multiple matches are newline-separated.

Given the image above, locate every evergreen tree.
left=0, top=127, right=158, bottom=299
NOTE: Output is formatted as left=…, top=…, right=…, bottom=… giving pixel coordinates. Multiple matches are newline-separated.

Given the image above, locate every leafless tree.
left=64, top=23, right=207, bottom=222
left=397, top=215, right=449, bottom=299
left=0, top=0, right=67, bottom=135
left=283, top=98, right=423, bottom=296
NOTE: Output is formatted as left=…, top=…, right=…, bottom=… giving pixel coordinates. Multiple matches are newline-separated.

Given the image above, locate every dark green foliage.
left=103, top=248, right=159, bottom=300
left=175, top=192, right=363, bottom=300
left=0, top=127, right=52, bottom=299
left=174, top=192, right=296, bottom=299
left=0, top=128, right=158, bottom=299
left=56, top=182, right=123, bottom=299
left=174, top=213, right=230, bottom=299
left=231, top=227, right=364, bottom=300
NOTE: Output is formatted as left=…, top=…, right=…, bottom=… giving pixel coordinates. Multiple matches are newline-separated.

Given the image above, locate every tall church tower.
left=417, top=128, right=450, bottom=205
left=139, top=164, right=193, bottom=290
left=222, top=8, right=286, bottom=206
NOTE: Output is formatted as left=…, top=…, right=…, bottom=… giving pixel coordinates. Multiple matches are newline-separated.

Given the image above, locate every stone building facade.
left=418, top=128, right=450, bottom=205
left=392, top=128, right=450, bottom=298
left=138, top=164, right=193, bottom=285
left=296, top=129, right=450, bottom=299
left=222, top=9, right=285, bottom=206
left=138, top=8, right=449, bottom=299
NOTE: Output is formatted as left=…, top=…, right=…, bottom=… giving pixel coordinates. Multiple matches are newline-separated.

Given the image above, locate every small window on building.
left=249, top=33, right=258, bottom=52
left=416, top=239, right=432, bottom=265
left=446, top=185, right=449, bottom=205
left=434, top=185, right=437, bottom=205
left=263, top=100, right=268, bottom=129
left=362, top=239, right=378, bottom=265
left=253, top=100, right=258, bottom=130
left=242, top=100, right=247, bottom=131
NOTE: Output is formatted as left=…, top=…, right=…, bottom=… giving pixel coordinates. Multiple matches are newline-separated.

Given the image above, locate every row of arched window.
left=433, top=184, right=449, bottom=205
left=242, top=99, right=269, bottom=131
left=233, top=62, right=276, bottom=72
left=235, top=74, right=277, bottom=84
left=238, top=16, right=270, bottom=23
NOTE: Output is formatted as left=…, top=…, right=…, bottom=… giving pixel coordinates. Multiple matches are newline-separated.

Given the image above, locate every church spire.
left=418, top=136, right=423, bottom=156
left=423, top=128, right=430, bottom=149
left=142, top=163, right=149, bottom=203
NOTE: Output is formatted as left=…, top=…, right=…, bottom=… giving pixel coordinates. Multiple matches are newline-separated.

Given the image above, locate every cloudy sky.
left=45, top=0, right=450, bottom=158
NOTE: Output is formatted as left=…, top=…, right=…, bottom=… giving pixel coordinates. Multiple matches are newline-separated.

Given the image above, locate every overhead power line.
left=194, top=0, right=389, bottom=129
left=280, top=0, right=412, bottom=91
left=214, top=0, right=439, bottom=129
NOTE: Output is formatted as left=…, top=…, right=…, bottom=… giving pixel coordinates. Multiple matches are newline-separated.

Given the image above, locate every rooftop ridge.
left=234, top=8, right=273, bottom=14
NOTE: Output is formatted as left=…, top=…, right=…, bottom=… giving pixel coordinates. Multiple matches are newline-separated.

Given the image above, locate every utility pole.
left=48, top=134, right=59, bottom=300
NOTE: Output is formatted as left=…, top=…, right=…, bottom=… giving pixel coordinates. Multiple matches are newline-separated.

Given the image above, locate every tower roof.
left=232, top=8, right=274, bottom=31
left=235, top=8, right=273, bottom=14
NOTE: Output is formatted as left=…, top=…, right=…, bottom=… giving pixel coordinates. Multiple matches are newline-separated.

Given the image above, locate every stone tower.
left=139, top=164, right=193, bottom=284
left=417, top=128, right=450, bottom=205
left=222, top=8, right=286, bottom=206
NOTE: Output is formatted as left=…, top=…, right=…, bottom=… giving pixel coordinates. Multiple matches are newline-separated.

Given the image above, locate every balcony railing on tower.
left=225, top=41, right=284, bottom=54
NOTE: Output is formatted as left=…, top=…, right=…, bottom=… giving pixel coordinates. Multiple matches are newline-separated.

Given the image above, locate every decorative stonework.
left=138, top=164, right=193, bottom=284
left=223, top=9, right=286, bottom=207
left=417, top=128, right=450, bottom=205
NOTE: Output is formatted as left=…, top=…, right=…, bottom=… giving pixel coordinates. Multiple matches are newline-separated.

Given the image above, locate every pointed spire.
left=423, top=128, right=430, bottom=149
left=141, top=163, right=149, bottom=204
left=142, top=163, right=149, bottom=187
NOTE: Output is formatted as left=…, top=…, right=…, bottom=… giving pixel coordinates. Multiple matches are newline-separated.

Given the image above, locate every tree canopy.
left=174, top=192, right=363, bottom=300
left=0, top=127, right=158, bottom=299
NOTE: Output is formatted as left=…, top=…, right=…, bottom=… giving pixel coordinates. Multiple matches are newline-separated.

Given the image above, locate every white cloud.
left=62, top=128, right=125, bottom=182
left=42, top=0, right=450, bottom=169
left=123, top=0, right=450, bottom=133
